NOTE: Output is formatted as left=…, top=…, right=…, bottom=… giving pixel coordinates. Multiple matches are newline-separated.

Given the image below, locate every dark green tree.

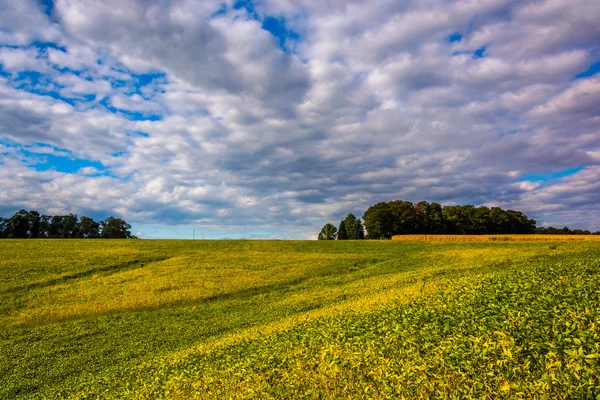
left=474, top=206, right=490, bottom=234
left=429, top=202, right=445, bottom=234
left=39, top=215, right=51, bottom=238
left=27, top=210, right=41, bottom=238
left=9, top=210, right=30, bottom=238
left=388, top=200, right=417, bottom=235
left=352, top=219, right=365, bottom=239
left=49, top=215, right=64, bottom=238
left=344, top=213, right=358, bottom=239
left=0, top=217, right=9, bottom=238
left=414, top=201, right=430, bottom=233
left=101, top=217, right=132, bottom=238
left=337, top=220, right=348, bottom=240
left=62, top=214, right=81, bottom=238
left=80, top=216, right=100, bottom=238
left=363, top=202, right=393, bottom=239
left=318, top=223, right=337, bottom=240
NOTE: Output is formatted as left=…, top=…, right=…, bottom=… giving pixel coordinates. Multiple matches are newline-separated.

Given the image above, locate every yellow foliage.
left=391, top=234, right=600, bottom=241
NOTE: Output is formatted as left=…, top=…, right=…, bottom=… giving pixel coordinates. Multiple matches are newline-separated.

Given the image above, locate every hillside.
left=1, top=240, right=599, bottom=398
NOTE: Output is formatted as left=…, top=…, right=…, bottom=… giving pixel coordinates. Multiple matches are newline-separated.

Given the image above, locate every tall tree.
left=27, top=210, right=41, bottom=238
left=62, top=214, right=81, bottom=238
left=80, top=216, right=100, bottom=238
left=388, top=200, right=416, bottom=235
left=363, top=202, right=393, bottom=239
left=49, top=215, right=65, bottom=238
left=352, top=219, right=365, bottom=239
left=318, top=223, right=337, bottom=240
left=39, top=215, right=51, bottom=238
left=344, top=213, right=358, bottom=239
left=429, top=202, right=445, bottom=234
left=414, top=201, right=430, bottom=233
left=101, top=217, right=132, bottom=239
left=0, top=218, right=9, bottom=238
left=9, top=210, right=30, bottom=238
left=337, top=220, right=348, bottom=240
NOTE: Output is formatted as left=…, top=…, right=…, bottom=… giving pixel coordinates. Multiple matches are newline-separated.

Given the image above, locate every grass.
left=0, top=239, right=599, bottom=398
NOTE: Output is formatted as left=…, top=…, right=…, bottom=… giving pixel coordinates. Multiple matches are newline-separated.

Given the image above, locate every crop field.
left=1, top=239, right=599, bottom=399
left=392, top=234, right=600, bottom=241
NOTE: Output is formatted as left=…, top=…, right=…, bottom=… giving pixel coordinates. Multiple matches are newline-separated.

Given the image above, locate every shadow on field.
left=0, top=257, right=172, bottom=296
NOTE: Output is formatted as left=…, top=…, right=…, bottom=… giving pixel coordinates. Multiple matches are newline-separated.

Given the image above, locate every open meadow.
left=1, top=239, right=599, bottom=398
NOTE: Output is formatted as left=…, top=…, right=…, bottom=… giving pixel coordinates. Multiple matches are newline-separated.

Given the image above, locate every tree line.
left=319, top=200, right=599, bottom=239
left=319, top=213, right=365, bottom=240
left=0, top=210, right=134, bottom=239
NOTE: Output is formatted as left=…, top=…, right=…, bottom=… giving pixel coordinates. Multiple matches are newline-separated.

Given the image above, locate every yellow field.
left=392, top=234, right=600, bottom=241
left=2, top=239, right=600, bottom=398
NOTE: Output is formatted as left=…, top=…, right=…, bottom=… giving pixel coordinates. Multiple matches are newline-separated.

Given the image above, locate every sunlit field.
left=1, top=239, right=599, bottom=398
left=392, top=234, right=600, bottom=241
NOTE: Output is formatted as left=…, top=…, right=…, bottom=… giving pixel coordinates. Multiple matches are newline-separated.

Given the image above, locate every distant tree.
left=27, top=210, right=41, bottom=238
left=62, top=214, right=81, bottom=238
left=352, top=219, right=365, bottom=239
left=48, top=216, right=62, bottom=238
left=80, top=216, right=100, bottom=238
left=337, top=220, right=348, bottom=240
left=488, top=207, right=509, bottom=234
left=414, top=201, right=430, bottom=233
left=101, top=217, right=132, bottom=239
left=39, top=215, right=51, bottom=238
left=0, top=211, right=134, bottom=239
left=0, top=217, right=9, bottom=238
left=473, top=206, right=490, bottom=234
left=428, top=202, right=445, bottom=234
left=344, top=213, right=358, bottom=239
left=388, top=200, right=416, bottom=235
left=9, top=210, right=30, bottom=238
left=318, top=223, right=337, bottom=240
left=363, top=202, right=393, bottom=239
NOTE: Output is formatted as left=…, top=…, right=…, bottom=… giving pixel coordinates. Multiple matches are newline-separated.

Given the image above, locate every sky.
left=0, top=0, right=599, bottom=239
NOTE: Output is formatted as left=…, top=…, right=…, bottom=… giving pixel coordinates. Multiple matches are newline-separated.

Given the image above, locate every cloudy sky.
left=0, top=0, right=598, bottom=238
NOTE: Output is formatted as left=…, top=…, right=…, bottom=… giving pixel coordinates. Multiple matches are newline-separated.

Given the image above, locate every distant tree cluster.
left=0, top=210, right=134, bottom=239
left=535, top=226, right=599, bottom=235
left=318, top=213, right=365, bottom=240
left=362, top=201, right=538, bottom=239
left=319, top=200, right=596, bottom=240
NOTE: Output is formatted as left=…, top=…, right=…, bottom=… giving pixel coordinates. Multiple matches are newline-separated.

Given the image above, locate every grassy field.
left=1, top=239, right=599, bottom=398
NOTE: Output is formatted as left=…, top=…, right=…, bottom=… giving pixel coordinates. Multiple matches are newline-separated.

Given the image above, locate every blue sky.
left=0, top=0, right=599, bottom=237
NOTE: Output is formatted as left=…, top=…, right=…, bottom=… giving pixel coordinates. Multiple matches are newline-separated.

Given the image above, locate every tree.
left=27, top=210, right=41, bottom=238
left=344, top=213, right=358, bottom=239
left=414, top=201, right=430, bottom=233
left=101, top=217, right=132, bottom=239
left=0, top=218, right=9, bottom=238
left=363, top=202, right=393, bottom=239
left=318, top=223, right=337, bottom=240
left=39, top=215, right=51, bottom=238
left=352, top=219, right=365, bottom=239
left=62, top=214, right=81, bottom=238
left=49, top=215, right=64, bottom=238
left=8, top=210, right=30, bottom=238
left=80, top=216, right=100, bottom=238
left=337, top=220, right=348, bottom=240
left=388, top=200, right=417, bottom=235
left=429, top=202, right=444, bottom=234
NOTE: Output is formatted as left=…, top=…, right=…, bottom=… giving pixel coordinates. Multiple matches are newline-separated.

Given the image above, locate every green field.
left=1, top=240, right=599, bottom=399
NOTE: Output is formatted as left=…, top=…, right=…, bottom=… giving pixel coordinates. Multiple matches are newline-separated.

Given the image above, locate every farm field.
left=392, top=234, right=600, bottom=241
left=1, top=239, right=599, bottom=398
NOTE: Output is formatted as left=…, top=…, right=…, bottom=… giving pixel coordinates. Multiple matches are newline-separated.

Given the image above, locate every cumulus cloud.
left=0, top=0, right=599, bottom=236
